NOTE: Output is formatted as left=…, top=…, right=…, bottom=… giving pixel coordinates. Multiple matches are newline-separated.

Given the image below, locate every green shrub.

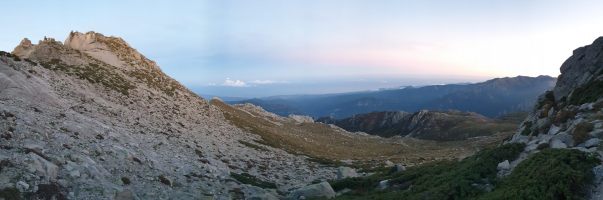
left=479, top=149, right=599, bottom=200
left=231, top=173, right=277, bottom=189
left=0, top=187, right=21, bottom=200
left=521, top=121, right=533, bottom=136
left=569, top=80, right=603, bottom=105
left=333, top=143, right=525, bottom=199
left=333, top=145, right=599, bottom=200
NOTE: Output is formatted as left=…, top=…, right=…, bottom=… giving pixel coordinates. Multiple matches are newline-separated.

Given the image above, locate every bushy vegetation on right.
left=331, top=144, right=600, bottom=200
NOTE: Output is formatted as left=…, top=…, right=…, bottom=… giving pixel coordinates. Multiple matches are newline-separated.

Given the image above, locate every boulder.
left=582, top=138, right=601, bottom=148
left=497, top=160, right=510, bottom=171
left=336, top=167, right=358, bottom=180
left=550, top=139, right=568, bottom=149
left=551, top=133, right=574, bottom=147
left=288, top=182, right=336, bottom=200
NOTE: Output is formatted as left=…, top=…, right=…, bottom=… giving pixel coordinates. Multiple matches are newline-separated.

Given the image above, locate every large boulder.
left=288, top=182, right=336, bottom=199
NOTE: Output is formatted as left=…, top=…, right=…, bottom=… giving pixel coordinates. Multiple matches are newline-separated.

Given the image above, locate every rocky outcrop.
left=12, top=38, right=34, bottom=58
left=288, top=114, right=314, bottom=124
left=553, top=37, right=603, bottom=100
left=504, top=37, right=603, bottom=199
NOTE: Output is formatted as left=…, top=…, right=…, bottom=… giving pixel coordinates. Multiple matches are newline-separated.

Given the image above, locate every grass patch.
left=231, top=173, right=277, bottom=189
left=238, top=140, right=269, bottom=151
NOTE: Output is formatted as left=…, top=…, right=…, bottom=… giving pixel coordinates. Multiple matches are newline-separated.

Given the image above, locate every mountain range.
left=317, top=110, right=520, bottom=140
left=231, top=75, right=556, bottom=119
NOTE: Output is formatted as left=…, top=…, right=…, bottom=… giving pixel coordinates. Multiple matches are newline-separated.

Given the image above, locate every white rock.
left=289, top=115, right=314, bottom=124
left=16, top=181, right=29, bottom=192
left=336, top=167, right=358, bottom=180
left=550, top=139, right=568, bottom=149
left=377, top=180, right=389, bottom=190
left=497, top=160, right=510, bottom=171
left=547, top=125, right=561, bottom=135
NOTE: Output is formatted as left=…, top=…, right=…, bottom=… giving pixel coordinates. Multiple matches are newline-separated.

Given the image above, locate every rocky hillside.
left=328, top=37, right=603, bottom=200
left=233, top=75, right=556, bottom=118
left=317, top=110, right=517, bottom=140
left=506, top=36, right=603, bottom=199
left=0, top=31, right=515, bottom=200
left=0, top=32, right=345, bottom=199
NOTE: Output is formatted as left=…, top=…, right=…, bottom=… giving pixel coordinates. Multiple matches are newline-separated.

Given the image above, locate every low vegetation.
left=40, top=59, right=134, bottom=95
left=521, top=121, right=533, bottom=136
left=211, top=99, right=511, bottom=167
left=331, top=144, right=600, bottom=200
left=480, top=149, right=599, bottom=200
left=569, top=80, right=603, bottom=105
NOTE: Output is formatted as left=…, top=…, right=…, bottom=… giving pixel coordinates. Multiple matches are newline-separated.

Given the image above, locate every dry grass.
left=211, top=100, right=513, bottom=167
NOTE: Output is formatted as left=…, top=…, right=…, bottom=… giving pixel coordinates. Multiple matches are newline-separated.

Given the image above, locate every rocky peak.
left=12, top=37, right=66, bottom=60
left=12, top=38, right=33, bottom=58
left=64, top=31, right=155, bottom=70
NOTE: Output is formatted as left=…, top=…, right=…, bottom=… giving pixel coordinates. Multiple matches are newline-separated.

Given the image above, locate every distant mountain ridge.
left=232, top=75, right=556, bottom=119
left=317, top=110, right=518, bottom=140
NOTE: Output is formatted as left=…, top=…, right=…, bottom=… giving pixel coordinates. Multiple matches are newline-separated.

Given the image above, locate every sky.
left=2, top=0, right=603, bottom=97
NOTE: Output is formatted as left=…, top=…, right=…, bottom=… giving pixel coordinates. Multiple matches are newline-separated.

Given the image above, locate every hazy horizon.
left=2, top=0, right=603, bottom=97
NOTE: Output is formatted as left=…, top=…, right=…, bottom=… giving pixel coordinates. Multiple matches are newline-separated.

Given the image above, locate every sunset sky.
left=2, top=0, right=603, bottom=97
